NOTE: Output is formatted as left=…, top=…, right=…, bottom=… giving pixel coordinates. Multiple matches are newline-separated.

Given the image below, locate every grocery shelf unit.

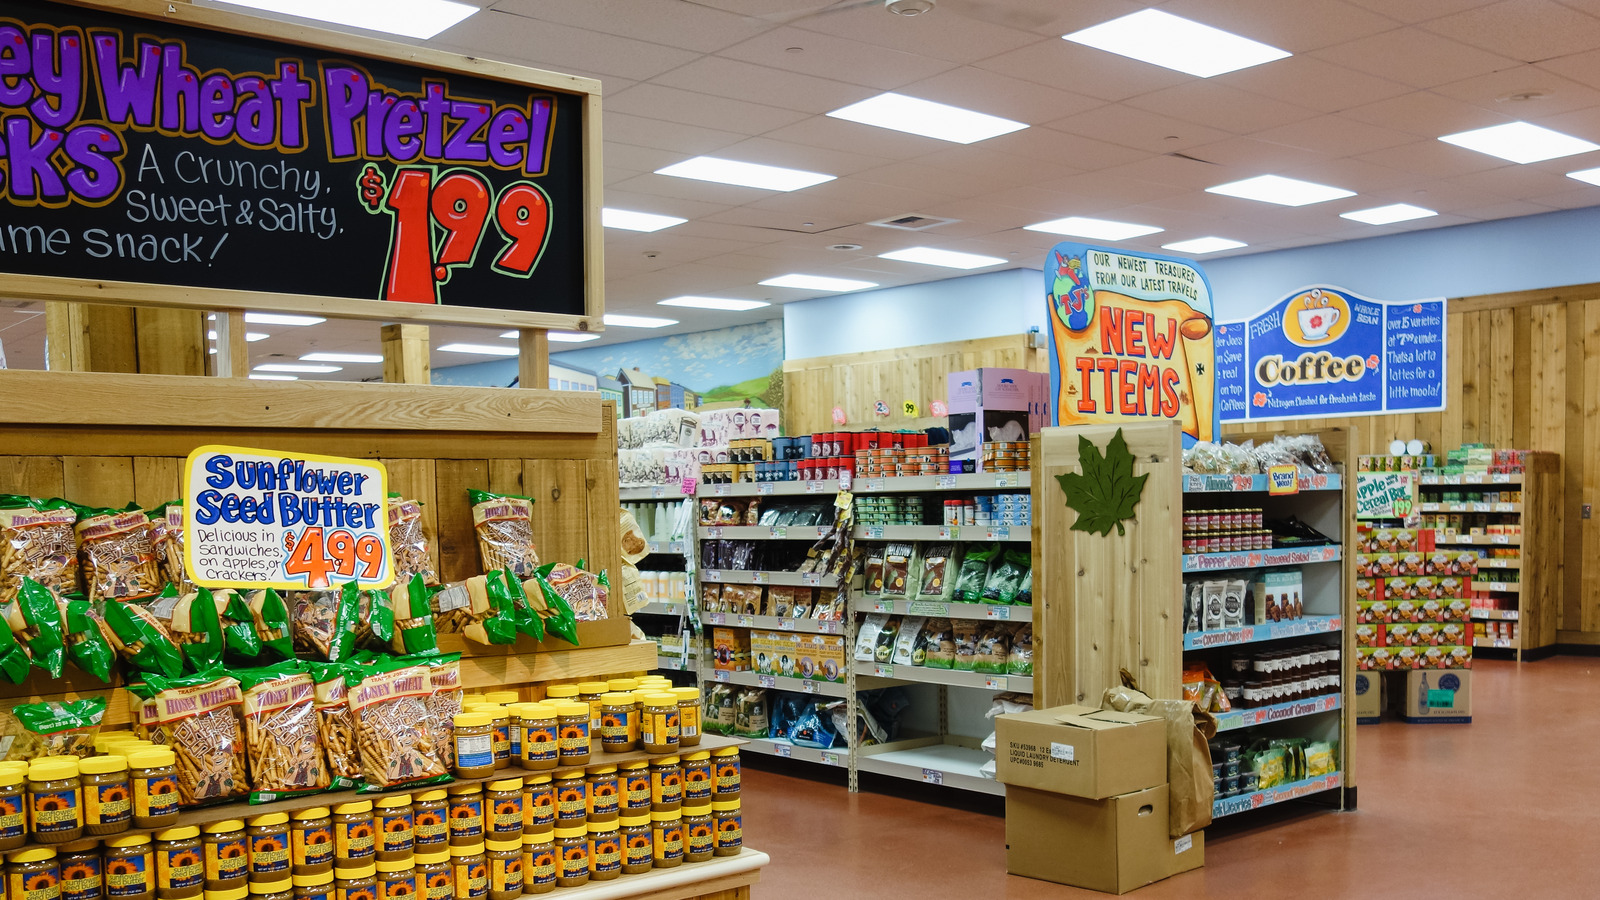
left=622, top=486, right=703, bottom=679
left=1034, top=422, right=1355, bottom=817
left=1416, top=456, right=1560, bottom=659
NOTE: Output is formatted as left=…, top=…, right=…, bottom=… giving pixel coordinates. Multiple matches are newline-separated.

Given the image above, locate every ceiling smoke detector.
left=886, top=0, right=935, bottom=15
left=828, top=243, right=863, bottom=251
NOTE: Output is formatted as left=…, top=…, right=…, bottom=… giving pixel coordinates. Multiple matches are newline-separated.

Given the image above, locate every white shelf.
left=1472, top=608, right=1519, bottom=620
left=1213, top=772, right=1341, bottom=818
left=708, top=669, right=848, bottom=698
left=637, top=601, right=689, bottom=617
left=702, top=569, right=839, bottom=588
left=1182, top=615, right=1342, bottom=651
left=698, top=525, right=831, bottom=540
left=1419, top=473, right=1522, bottom=486
left=855, top=472, right=1031, bottom=493
left=645, top=540, right=687, bottom=555
left=1182, top=544, right=1341, bottom=573
left=1214, top=694, right=1341, bottom=733
left=856, top=741, right=1004, bottom=796
left=1476, top=637, right=1518, bottom=649
left=701, top=480, right=841, bottom=497
left=853, top=524, right=1030, bottom=542
left=534, top=847, right=769, bottom=900
left=1472, top=580, right=1521, bottom=593
left=855, top=660, right=1032, bottom=693
left=742, top=737, right=845, bottom=766
left=1434, top=533, right=1521, bottom=546
left=1475, top=558, right=1521, bottom=569
left=1418, top=502, right=1521, bottom=514
left=853, top=597, right=1032, bottom=623
left=655, top=654, right=698, bottom=672
left=1183, top=472, right=1342, bottom=493
left=702, top=612, right=845, bottom=635
left=620, top=486, right=693, bottom=501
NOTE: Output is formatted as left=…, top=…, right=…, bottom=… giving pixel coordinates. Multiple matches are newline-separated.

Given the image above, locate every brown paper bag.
left=1103, top=670, right=1217, bottom=838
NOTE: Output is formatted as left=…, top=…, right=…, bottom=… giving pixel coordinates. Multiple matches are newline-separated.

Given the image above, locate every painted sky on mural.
left=553, top=319, right=783, bottom=390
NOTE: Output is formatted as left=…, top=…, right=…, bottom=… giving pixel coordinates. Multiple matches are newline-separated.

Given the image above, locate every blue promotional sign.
left=1218, top=286, right=1445, bottom=422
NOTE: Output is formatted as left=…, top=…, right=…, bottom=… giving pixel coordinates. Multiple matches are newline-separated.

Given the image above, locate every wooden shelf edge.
left=459, top=639, right=660, bottom=688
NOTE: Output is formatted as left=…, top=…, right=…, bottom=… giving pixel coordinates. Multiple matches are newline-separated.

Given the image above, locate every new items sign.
left=1045, top=242, right=1218, bottom=446
left=184, top=446, right=393, bottom=590
left=1217, top=286, right=1445, bottom=422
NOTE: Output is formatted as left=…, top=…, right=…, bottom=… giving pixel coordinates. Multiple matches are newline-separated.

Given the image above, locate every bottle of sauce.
left=681, top=804, right=713, bottom=863
left=59, top=839, right=102, bottom=900
left=332, top=803, right=376, bottom=874
left=482, top=780, right=522, bottom=843
left=515, top=707, right=556, bottom=773
left=673, top=688, right=702, bottom=749
left=446, top=845, right=484, bottom=900
left=550, top=829, right=585, bottom=889
left=483, top=841, right=520, bottom=900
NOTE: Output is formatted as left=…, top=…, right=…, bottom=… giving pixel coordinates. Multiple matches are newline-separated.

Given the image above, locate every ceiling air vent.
left=869, top=214, right=960, bottom=231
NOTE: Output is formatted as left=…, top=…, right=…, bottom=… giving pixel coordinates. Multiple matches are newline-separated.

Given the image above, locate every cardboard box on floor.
left=1007, top=784, right=1205, bottom=894
left=993, top=704, right=1166, bottom=799
left=1403, top=670, right=1472, bottom=722
left=1354, top=671, right=1383, bottom=723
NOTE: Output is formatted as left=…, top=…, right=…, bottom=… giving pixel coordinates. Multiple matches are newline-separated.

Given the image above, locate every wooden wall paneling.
left=1488, top=309, right=1515, bottom=442
left=1459, top=312, right=1481, bottom=442
left=1512, top=308, right=1532, bottom=450
left=433, top=459, right=489, bottom=584
left=1584, top=300, right=1600, bottom=633
left=1527, top=454, right=1563, bottom=650
left=524, top=459, right=588, bottom=567
left=488, top=460, right=525, bottom=497
left=0, top=457, right=64, bottom=498
left=61, top=457, right=135, bottom=508
left=382, top=459, right=442, bottom=576
left=1442, top=311, right=1464, bottom=452
left=85, top=306, right=139, bottom=374
left=1531, top=304, right=1568, bottom=623
left=1564, top=307, right=1588, bottom=633
left=585, top=458, right=623, bottom=582
left=132, top=457, right=183, bottom=508
left=133, top=308, right=207, bottom=376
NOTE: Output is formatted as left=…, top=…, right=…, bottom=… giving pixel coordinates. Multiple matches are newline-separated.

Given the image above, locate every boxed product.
left=1353, top=672, right=1382, bottom=723
left=1403, top=670, right=1471, bottom=722
left=1251, top=569, right=1302, bottom=624
left=712, top=627, right=750, bottom=672
left=1006, top=785, right=1205, bottom=894
left=994, top=704, right=1165, bottom=799
left=813, top=633, right=847, bottom=682
left=947, top=368, right=1047, bottom=471
left=752, top=630, right=800, bottom=676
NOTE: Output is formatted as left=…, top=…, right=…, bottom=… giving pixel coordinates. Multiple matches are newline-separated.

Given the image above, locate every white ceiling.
left=9, top=0, right=1600, bottom=377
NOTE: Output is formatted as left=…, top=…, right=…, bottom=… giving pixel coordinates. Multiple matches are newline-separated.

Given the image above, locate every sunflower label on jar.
left=105, top=850, right=151, bottom=898
left=522, top=843, right=554, bottom=891
left=134, top=770, right=180, bottom=820
left=294, top=821, right=335, bottom=870
left=249, top=830, right=289, bottom=874
left=451, top=858, right=486, bottom=900
left=157, top=846, right=203, bottom=892
left=86, top=780, right=132, bottom=829
left=11, top=860, right=59, bottom=900
left=378, top=808, right=413, bottom=857
left=60, top=856, right=101, bottom=900
left=378, top=869, right=415, bottom=900
left=0, top=793, right=25, bottom=842
left=204, top=834, right=249, bottom=884
left=29, top=790, right=81, bottom=837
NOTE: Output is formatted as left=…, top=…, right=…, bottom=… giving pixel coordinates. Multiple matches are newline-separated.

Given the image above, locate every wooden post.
left=134, top=308, right=207, bottom=376
left=518, top=328, right=549, bottom=389
left=44, top=303, right=89, bottom=372
left=382, top=324, right=431, bottom=384
left=213, top=311, right=250, bottom=377
left=47, top=303, right=206, bottom=374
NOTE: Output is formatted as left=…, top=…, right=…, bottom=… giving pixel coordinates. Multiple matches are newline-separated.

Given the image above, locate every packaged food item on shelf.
left=289, top=588, right=359, bottom=663
left=954, top=544, right=1000, bottom=602
left=243, top=590, right=294, bottom=663
left=2, top=696, right=106, bottom=760
left=75, top=508, right=162, bottom=603
left=130, top=673, right=248, bottom=806
left=1008, top=624, right=1034, bottom=676
left=306, top=662, right=359, bottom=786
left=6, top=576, right=68, bottom=678
left=345, top=661, right=449, bottom=792
left=531, top=564, right=608, bottom=623
left=468, top=492, right=539, bottom=579
left=0, top=497, right=79, bottom=604
left=913, top=544, right=956, bottom=602
left=149, top=503, right=194, bottom=597
left=386, top=498, right=439, bottom=588
left=981, top=548, right=1030, bottom=605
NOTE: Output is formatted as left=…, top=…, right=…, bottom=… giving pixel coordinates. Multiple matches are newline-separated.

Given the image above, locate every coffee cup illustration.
left=1297, top=305, right=1339, bottom=340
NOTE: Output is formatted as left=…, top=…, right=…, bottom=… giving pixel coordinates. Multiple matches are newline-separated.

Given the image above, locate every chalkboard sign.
left=0, top=0, right=594, bottom=322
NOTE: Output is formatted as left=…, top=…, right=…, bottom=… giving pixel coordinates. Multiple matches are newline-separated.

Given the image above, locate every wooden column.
left=518, top=328, right=549, bottom=389
left=382, top=324, right=431, bottom=384
left=134, top=308, right=208, bottom=375
left=45, top=302, right=204, bottom=374
left=44, top=303, right=89, bottom=372
left=212, top=311, right=250, bottom=377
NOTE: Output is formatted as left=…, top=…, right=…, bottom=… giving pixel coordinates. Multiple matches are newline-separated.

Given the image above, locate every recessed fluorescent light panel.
left=1063, top=10, right=1290, bottom=78
left=1023, top=217, right=1163, bottom=241
left=1567, top=166, right=1600, bottom=186
left=548, top=333, right=601, bottom=343
left=300, top=352, right=385, bottom=363
left=658, top=296, right=772, bottom=312
left=655, top=157, right=835, bottom=192
left=1439, top=121, right=1600, bottom=164
left=602, top=208, right=687, bottom=232
left=245, top=333, right=271, bottom=342
left=1206, top=175, right=1355, bottom=207
left=759, top=274, right=879, bottom=292
left=254, top=363, right=341, bottom=374
left=437, top=343, right=519, bottom=356
left=207, top=331, right=218, bottom=340
left=1341, top=204, right=1438, bottom=225
left=604, top=314, right=679, bottom=328
left=827, top=93, right=1027, bottom=144
left=1161, top=237, right=1247, bottom=254
left=249, top=374, right=297, bottom=381
left=210, top=0, right=476, bottom=40
left=245, top=312, right=325, bottom=326
left=878, top=247, right=1007, bottom=269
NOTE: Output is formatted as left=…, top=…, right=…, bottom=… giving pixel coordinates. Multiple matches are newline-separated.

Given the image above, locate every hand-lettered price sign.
left=184, top=446, right=394, bottom=590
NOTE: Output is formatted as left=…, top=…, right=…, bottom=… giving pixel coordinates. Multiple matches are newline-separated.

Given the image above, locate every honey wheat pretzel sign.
left=1045, top=242, right=1219, bottom=446
left=183, top=446, right=394, bottom=590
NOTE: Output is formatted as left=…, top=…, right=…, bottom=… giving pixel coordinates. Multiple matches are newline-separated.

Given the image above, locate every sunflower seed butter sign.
left=184, top=446, right=393, bottom=590
left=1045, top=242, right=1218, bottom=447
left=1219, top=286, right=1445, bottom=421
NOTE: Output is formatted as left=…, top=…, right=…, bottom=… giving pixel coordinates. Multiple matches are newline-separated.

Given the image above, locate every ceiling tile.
left=895, top=66, right=1103, bottom=124
left=1394, top=176, right=1513, bottom=209
left=1090, top=155, right=1243, bottom=190
left=491, top=0, right=772, bottom=52
left=1179, top=136, right=1335, bottom=171
left=1534, top=103, right=1600, bottom=141
left=1029, top=171, right=1192, bottom=205
left=1312, top=26, right=1519, bottom=88
left=1126, top=82, right=1320, bottom=134
left=851, top=160, right=1083, bottom=199
left=1422, top=0, right=1600, bottom=61
left=1447, top=163, right=1594, bottom=196
left=1250, top=115, right=1418, bottom=157
left=669, top=220, right=795, bottom=244
left=603, top=114, right=747, bottom=154
left=1449, top=198, right=1559, bottom=217
left=651, top=56, right=874, bottom=113
left=1341, top=91, right=1513, bottom=137
left=1536, top=47, right=1600, bottom=90
left=447, top=11, right=700, bottom=81
left=1432, top=64, right=1600, bottom=114
left=760, top=114, right=953, bottom=159
left=1356, top=140, right=1515, bottom=177
left=606, top=84, right=813, bottom=134
left=1525, top=184, right=1600, bottom=206
left=1216, top=57, right=1414, bottom=114
left=596, top=189, right=731, bottom=222
left=974, top=40, right=1192, bottom=102
left=742, top=177, right=963, bottom=217
left=710, top=136, right=894, bottom=177
left=1046, top=104, right=1233, bottom=153
left=1343, top=0, right=1501, bottom=22
left=790, top=5, right=1044, bottom=64
left=1281, top=157, right=1420, bottom=192
left=607, top=172, right=809, bottom=205
left=991, top=0, right=1147, bottom=35
left=993, top=126, right=1152, bottom=170
left=716, top=25, right=958, bottom=90
left=602, top=143, right=693, bottom=174
left=1158, top=0, right=1401, bottom=52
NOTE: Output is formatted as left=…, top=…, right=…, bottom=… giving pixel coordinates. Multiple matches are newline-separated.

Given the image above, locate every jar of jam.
left=105, top=835, right=155, bottom=900
left=249, top=878, right=291, bottom=900
left=649, top=758, right=682, bottom=813
left=711, top=747, right=740, bottom=799
left=373, top=798, right=412, bottom=864
left=481, top=781, right=520, bottom=843
left=332, top=803, right=375, bottom=873
left=574, top=684, right=609, bottom=736
left=649, top=812, right=682, bottom=869
left=519, top=833, right=553, bottom=897
left=59, top=839, right=102, bottom=900
left=374, top=859, right=413, bottom=900
left=446, top=846, right=484, bottom=900
left=618, top=816, right=651, bottom=876
left=127, top=750, right=179, bottom=831
left=202, top=821, right=249, bottom=892
left=247, top=814, right=291, bottom=881
left=155, top=826, right=204, bottom=900
left=641, top=695, right=680, bottom=754
left=483, top=842, right=519, bottom=900
left=80, top=755, right=131, bottom=836
left=550, top=829, right=585, bottom=889
left=584, top=768, right=618, bottom=824
left=445, top=786, right=483, bottom=849
left=681, top=752, right=712, bottom=805
left=583, top=822, right=619, bottom=883
left=0, top=769, right=26, bottom=851
left=597, top=695, right=635, bottom=754
left=673, top=689, right=702, bottom=749
left=553, top=706, right=590, bottom=768
left=410, top=794, right=446, bottom=857
left=413, top=853, right=449, bottom=900
left=291, top=871, right=331, bottom=900
left=332, top=865, right=374, bottom=900
left=289, top=810, right=333, bottom=878
left=28, top=758, right=84, bottom=843
left=521, top=777, right=552, bottom=834
left=711, top=802, right=741, bottom=857
left=681, top=805, right=713, bottom=863
left=551, top=773, right=586, bottom=830
left=619, top=762, right=650, bottom=816
left=9, top=847, right=61, bottom=900
left=450, top=714, right=493, bottom=781
left=516, top=707, right=556, bottom=773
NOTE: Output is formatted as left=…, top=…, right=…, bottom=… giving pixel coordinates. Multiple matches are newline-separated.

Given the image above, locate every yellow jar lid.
left=576, top=682, right=609, bottom=694
left=586, top=766, right=616, bottom=776
left=483, top=692, right=519, bottom=706
left=0, top=761, right=27, bottom=772
left=618, top=760, right=648, bottom=771
left=681, top=801, right=711, bottom=814
left=446, top=782, right=481, bottom=794
left=448, top=843, right=484, bottom=858
left=651, top=756, right=680, bottom=767
left=682, top=751, right=710, bottom=762
left=471, top=705, right=507, bottom=717
left=414, top=851, right=449, bottom=866
left=525, top=774, right=551, bottom=785
left=628, top=690, right=653, bottom=700
left=584, top=822, right=617, bottom=834
left=672, top=688, right=701, bottom=702
left=249, top=878, right=291, bottom=894
left=374, top=857, right=414, bottom=874
left=374, top=795, right=411, bottom=810
left=711, top=747, right=740, bottom=757
left=248, top=812, right=291, bottom=827
left=619, top=815, right=648, bottom=827
left=78, top=755, right=127, bottom=775
left=28, top=758, right=78, bottom=779
left=453, top=711, right=492, bottom=728
left=649, top=811, right=681, bottom=823
left=554, top=703, right=591, bottom=718
left=644, top=693, right=678, bottom=707
left=461, top=693, right=486, bottom=707
left=334, top=864, right=375, bottom=880
left=605, top=679, right=638, bottom=692
left=415, top=790, right=447, bottom=803
left=127, top=748, right=177, bottom=768
left=517, top=704, right=555, bottom=719
left=61, top=839, right=101, bottom=853
left=208, top=886, right=248, bottom=900
left=484, top=839, right=519, bottom=852
left=710, top=801, right=740, bottom=812
left=486, top=778, right=523, bottom=791
left=0, top=770, right=23, bottom=788
left=333, top=801, right=372, bottom=815
left=552, top=827, right=585, bottom=839
left=205, top=820, right=245, bottom=834
left=543, top=686, right=579, bottom=699
left=157, top=825, right=201, bottom=841
left=554, top=769, right=585, bottom=780
left=105, top=834, right=152, bottom=848
left=599, top=692, right=634, bottom=704
left=292, top=872, right=333, bottom=888
left=294, top=807, right=330, bottom=820
left=522, top=832, right=551, bottom=845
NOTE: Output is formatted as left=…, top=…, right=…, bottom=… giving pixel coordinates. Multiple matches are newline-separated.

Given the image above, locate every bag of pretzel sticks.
left=357, top=586, right=394, bottom=651
left=0, top=496, right=79, bottom=605
left=132, top=671, right=250, bottom=806
left=306, top=660, right=360, bottom=786
left=170, top=588, right=263, bottom=673
left=103, top=587, right=185, bottom=678
left=468, top=490, right=540, bottom=579
left=388, top=497, right=439, bottom=587
left=345, top=657, right=449, bottom=792
left=148, top=502, right=194, bottom=596
left=524, top=567, right=580, bottom=647
left=459, top=572, right=518, bottom=646
left=74, top=507, right=163, bottom=603
left=421, top=653, right=462, bottom=771
left=389, top=575, right=439, bottom=657
left=6, top=576, right=67, bottom=677
left=20, top=578, right=118, bottom=683
left=289, top=584, right=359, bottom=662
left=1, top=696, right=107, bottom=760
left=242, top=589, right=294, bottom=662
left=237, top=662, right=330, bottom=802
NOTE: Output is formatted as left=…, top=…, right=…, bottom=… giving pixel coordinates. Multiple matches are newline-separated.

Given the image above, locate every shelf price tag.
left=936, top=475, right=958, bottom=489
left=987, top=526, right=1010, bottom=540
left=714, top=484, right=730, bottom=496
left=1493, top=473, right=1512, bottom=483
left=866, top=526, right=884, bottom=539
left=864, top=478, right=885, bottom=492
left=737, top=615, right=754, bottom=627
left=822, top=621, right=841, bottom=634
left=801, top=680, right=820, bottom=694
left=771, top=527, right=788, bottom=539
left=939, top=527, right=960, bottom=540
left=873, top=664, right=894, bottom=678
left=806, top=480, right=827, bottom=494
left=921, top=769, right=944, bottom=786
left=651, top=485, right=666, bottom=499
left=801, top=573, right=821, bottom=587
left=1492, top=535, right=1510, bottom=544
left=870, top=600, right=890, bottom=614
left=707, top=613, right=725, bottom=626
left=752, top=571, right=770, bottom=585
left=772, top=741, right=791, bottom=757
left=758, top=674, right=777, bottom=688
left=985, top=606, right=1012, bottom=621
left=713, top=670, right=730, bottom=683
left=778, top=618, right=795, bottom=631
left=820, top=751, right=840, bottom=767
left=705, top=527, right=723, bottom=539
left=984, top=676, right=1008, bottom=690
left=758, top=483, right=774, bottom=495
left=705, top=570, right=723, bottom=582
left=994, top=473, right=1019, bottom=487
left=1183, top=475, right=1203, bottom=492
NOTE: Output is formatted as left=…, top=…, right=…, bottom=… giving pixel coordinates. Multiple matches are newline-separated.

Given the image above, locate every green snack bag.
left=63, top=597, right=115, bottom=683
left=345, top=656, right=451, bottom=792
left=391, top=576, right=440, bottom=657
left=0, top=605, right=32, bottom=684
left=954, top=544, right=1001, bottom=602
left=176, top=586, right=227, bottom=673
left=477, top=571, right=521, bottom=646
left=12, top=577, right=67, bottom=677
left=102, top=587, right=185, bottom=678
left=531, top=564, right=579, bottom=646
left=218, top=590, right=264, bottom=663
left=504, top=572, right=545, bottom=643
left=10, top=696, right=107, bottom=758
left=361, top=588, right=395, bottom=649
left=245, top=589, right=294, bottom=661
left=981, top=548, right=1032, bottom=605
left=468, top=490, right=540, bottom=578
left=238, top=661, right=331, bottom=803
left=138, top=669, right=249, bottom=805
